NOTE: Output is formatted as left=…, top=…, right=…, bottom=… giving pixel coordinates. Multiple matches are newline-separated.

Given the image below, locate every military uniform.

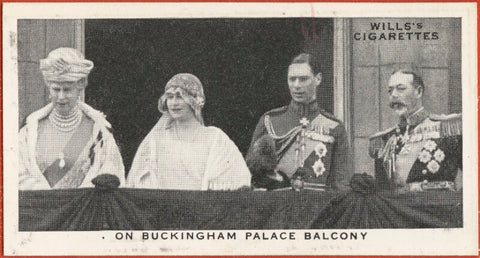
left=248, top=100, right=352, bottom=191
left=369, top=107, right=462, bottom=191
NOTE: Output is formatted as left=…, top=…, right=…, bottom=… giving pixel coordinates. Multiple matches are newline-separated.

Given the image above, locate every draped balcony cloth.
left=19, top=189, right=462, bottom=231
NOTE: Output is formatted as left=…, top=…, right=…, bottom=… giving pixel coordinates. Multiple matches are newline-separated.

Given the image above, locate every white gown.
left=127, top=118, right=251, bottom=190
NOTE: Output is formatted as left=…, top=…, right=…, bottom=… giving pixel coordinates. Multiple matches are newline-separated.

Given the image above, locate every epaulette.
left=369, top=126, right=396, bottom=140
left=319, top=108, right=343, bottom=125
left=429, top=113, right=462, bottom=137
left=368, top=127, right=396, bottom=158
left=265, top=105, right=288, bottom=117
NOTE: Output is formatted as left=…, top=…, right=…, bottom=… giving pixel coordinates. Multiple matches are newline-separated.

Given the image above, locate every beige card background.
left=3, top=2, right=478, bottom=255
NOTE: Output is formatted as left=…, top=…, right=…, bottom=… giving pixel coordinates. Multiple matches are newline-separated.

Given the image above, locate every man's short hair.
left=291, top=53, right=321, bottom=75
left=392, top=69, right=425, bottom=93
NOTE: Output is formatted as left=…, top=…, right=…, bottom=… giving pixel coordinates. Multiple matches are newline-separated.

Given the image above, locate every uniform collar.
left=396, top=107, right=428, bottom=133
left=406, top=107, right=429, bottom=128
left=288, top=99, right=319, bottom=116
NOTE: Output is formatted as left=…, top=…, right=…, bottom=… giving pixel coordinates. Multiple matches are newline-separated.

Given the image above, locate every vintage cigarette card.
left=3, top=2, right=478, bottom=256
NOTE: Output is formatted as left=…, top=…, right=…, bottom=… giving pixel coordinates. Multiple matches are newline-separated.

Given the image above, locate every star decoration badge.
left=299, top=117, right=310, bottom=127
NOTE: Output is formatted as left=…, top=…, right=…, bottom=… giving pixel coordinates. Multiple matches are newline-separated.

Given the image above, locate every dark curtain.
left=84, top=19, right=334, bottom=174
left=20, top=189, right=462, bottom=231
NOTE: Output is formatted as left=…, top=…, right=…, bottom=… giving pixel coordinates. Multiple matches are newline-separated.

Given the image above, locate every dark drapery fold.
left=310, top=190, right=462, bottom=229
left=20, top=187, right=462, bottom=231
left=20, top=188, right=153, bottom=231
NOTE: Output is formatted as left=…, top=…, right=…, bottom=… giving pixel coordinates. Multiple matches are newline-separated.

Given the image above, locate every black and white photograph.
left=3, top=2, right=478, bottom=256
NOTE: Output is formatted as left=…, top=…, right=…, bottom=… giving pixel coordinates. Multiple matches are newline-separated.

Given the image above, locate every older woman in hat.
left=127, top=73, right=251, bottom=190
left=19, top=47, right=125, bottom=190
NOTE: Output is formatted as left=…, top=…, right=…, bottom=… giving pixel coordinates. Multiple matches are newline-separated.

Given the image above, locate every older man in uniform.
left=247, top=53, right=352, bottom=191
left=369, top=69, right=462, bottom=191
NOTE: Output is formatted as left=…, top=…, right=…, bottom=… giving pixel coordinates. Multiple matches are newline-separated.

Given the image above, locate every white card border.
left=3, top=2, right=478, bottom=256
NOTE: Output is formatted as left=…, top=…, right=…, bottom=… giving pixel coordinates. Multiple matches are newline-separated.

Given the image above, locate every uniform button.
left=422, top=169, right=427, bottom=175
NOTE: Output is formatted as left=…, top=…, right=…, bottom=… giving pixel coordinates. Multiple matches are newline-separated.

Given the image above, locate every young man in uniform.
left=247, top=53, right=352, bottom=191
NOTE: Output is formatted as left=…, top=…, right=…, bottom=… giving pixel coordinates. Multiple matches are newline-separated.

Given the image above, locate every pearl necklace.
left=48, top=105, right=82, bottom=132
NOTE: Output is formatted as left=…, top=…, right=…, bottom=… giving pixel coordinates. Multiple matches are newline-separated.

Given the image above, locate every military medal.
left=297, top=117, right=310, bottom=168
left=299, top=117, right=309, bottom=127
left=398, top=125, right=411, bottom=154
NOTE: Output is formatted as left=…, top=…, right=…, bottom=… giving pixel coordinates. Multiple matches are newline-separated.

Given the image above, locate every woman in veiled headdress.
left=127, top=73, right=251, bottom=190
left=19, top=47, right=125, bottom=190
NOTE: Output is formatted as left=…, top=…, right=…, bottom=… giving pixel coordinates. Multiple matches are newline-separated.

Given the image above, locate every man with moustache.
left=247, top=53, right=352, bottom=191
left=369, top=69, right=462, bottom=191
